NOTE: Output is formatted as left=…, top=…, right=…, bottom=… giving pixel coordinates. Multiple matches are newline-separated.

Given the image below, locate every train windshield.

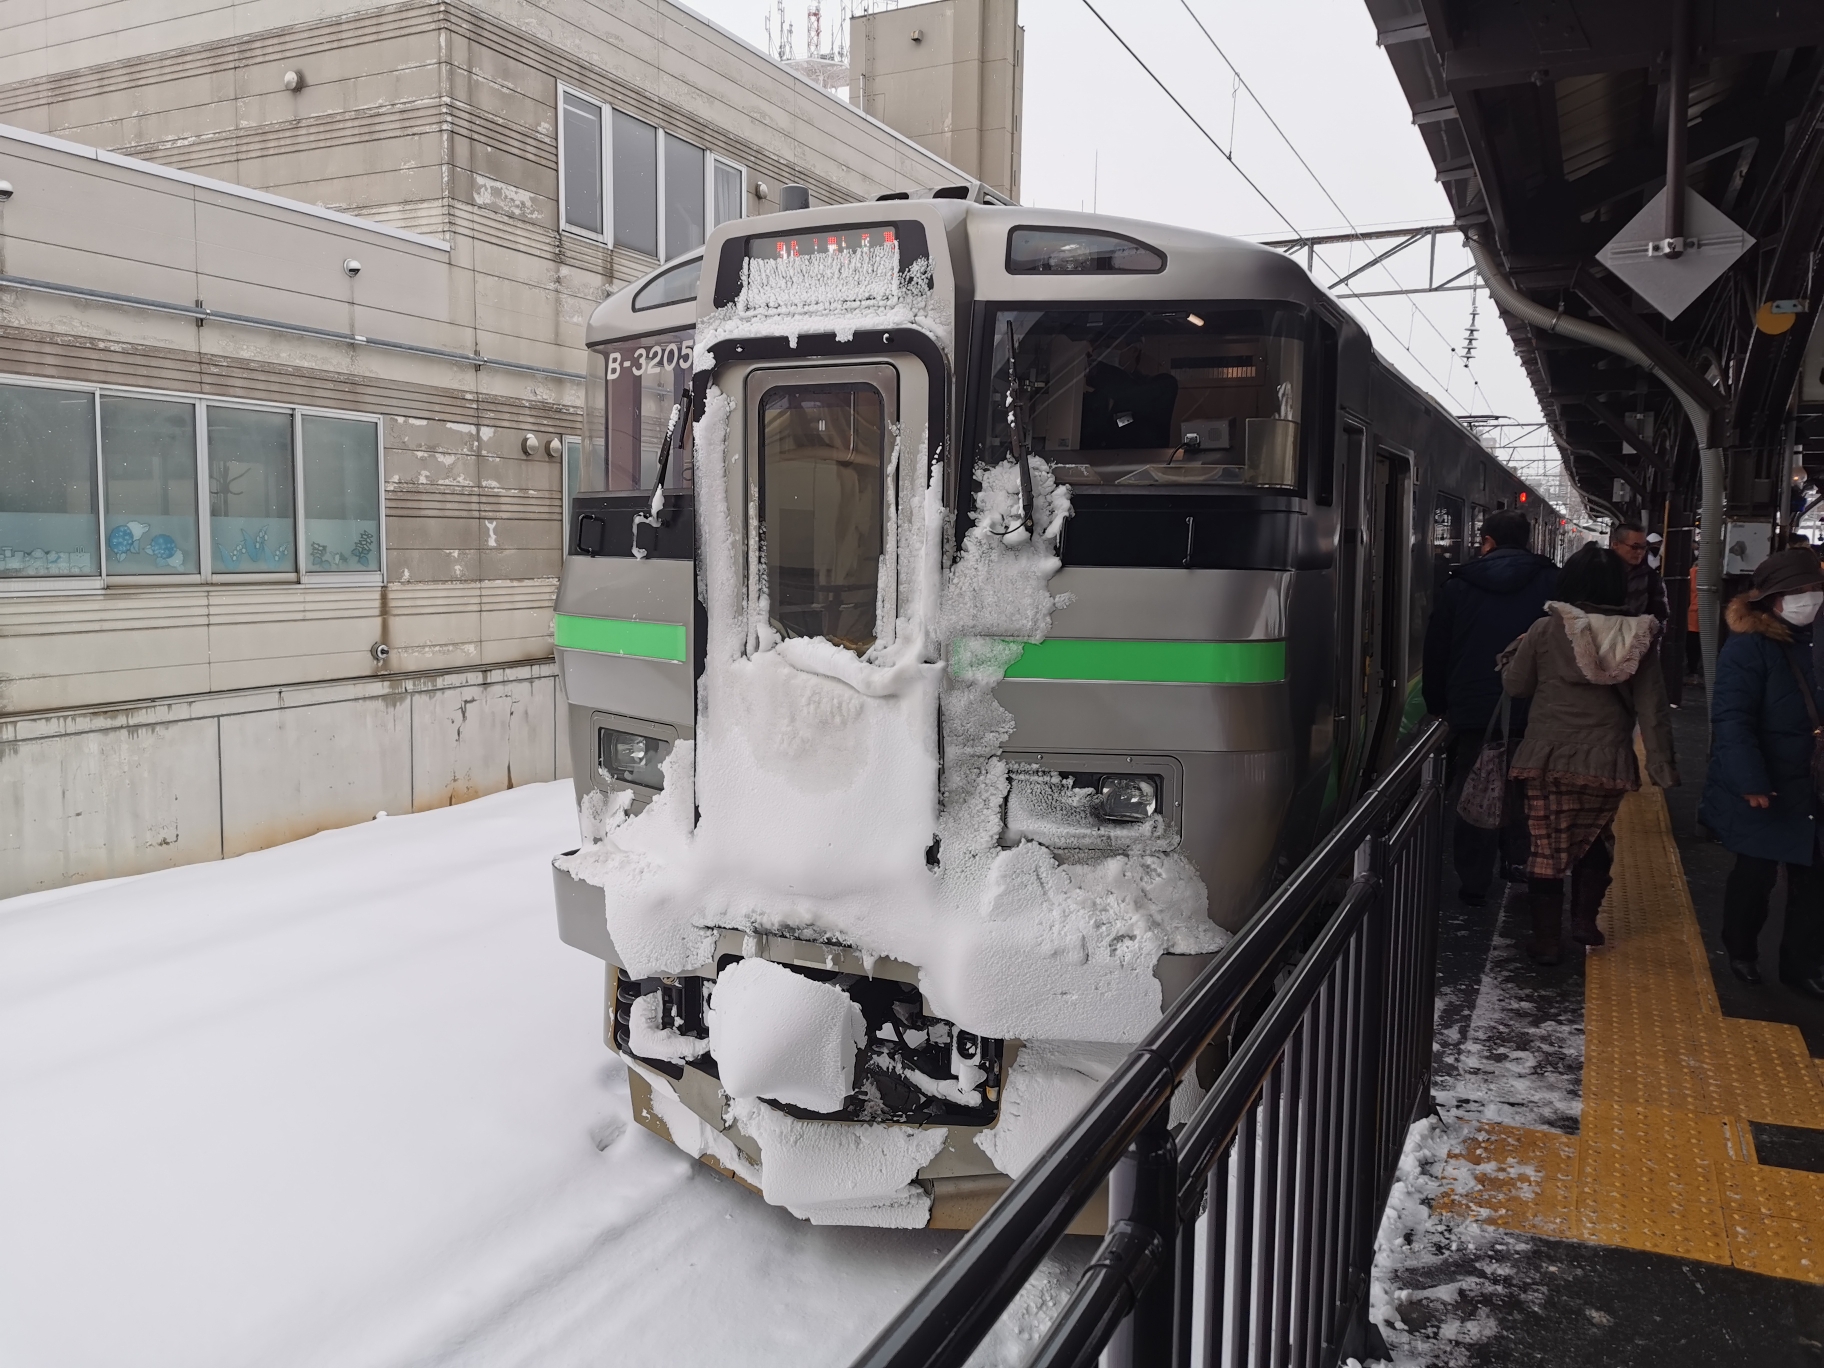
left=978, top=305, right=1311, bottom=490
left=579, top=329, right=695, bottom=493
left=759, top=382, right=885, bottom=653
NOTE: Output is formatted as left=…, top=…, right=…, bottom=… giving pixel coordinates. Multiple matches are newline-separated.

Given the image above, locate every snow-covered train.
left=551, top=195, right=1558, bottom=1228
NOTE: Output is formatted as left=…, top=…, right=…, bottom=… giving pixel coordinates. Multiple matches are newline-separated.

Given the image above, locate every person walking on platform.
left=1423, top=509, right=1557, bottom=906
left=1699, top=549, right=1824, bottom=998
left=1611, top=521, right=1668, bottom=624
left=1502, top=544, right=1678, bottom=964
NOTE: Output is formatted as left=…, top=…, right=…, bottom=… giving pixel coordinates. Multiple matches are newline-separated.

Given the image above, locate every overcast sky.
left=684, top=0, right=1556, bottom=481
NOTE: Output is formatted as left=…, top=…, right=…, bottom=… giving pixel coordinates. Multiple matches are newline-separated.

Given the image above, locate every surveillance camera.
left=342, top=258, right=362, bottom=277
left=0, top=180, right=13, bottom=202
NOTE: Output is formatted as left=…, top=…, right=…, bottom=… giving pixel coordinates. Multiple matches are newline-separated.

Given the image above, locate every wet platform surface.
left=1380, top=695, right=1824, bottom=1365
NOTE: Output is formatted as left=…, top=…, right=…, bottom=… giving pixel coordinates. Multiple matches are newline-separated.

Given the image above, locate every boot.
left=1528, top=889, right=1564, bottom=965
left=1570, top=867, right=1610, bottom=946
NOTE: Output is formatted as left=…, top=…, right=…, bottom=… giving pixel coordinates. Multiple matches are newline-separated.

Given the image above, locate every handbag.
left=1779, top=651, right=1824, bottom=802
left=1456, top=693, right=1512, bottom=830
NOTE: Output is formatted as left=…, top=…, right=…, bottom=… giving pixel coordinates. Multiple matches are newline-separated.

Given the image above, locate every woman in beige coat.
left=1501, top=543, right=1678, bottom=963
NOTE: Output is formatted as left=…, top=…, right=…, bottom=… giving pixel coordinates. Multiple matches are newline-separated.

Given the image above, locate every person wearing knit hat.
left=1700, top=547, right=1824, bottom=997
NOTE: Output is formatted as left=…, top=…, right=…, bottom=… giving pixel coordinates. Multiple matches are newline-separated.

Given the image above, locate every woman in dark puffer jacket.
left=1698, top=548, right=1824, bottom=998
left=1501, top=544, right=1678, bottom=964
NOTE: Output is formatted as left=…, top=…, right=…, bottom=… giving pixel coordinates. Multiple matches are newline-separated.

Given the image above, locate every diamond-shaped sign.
left=1597, top=187, right=1753, bottom=320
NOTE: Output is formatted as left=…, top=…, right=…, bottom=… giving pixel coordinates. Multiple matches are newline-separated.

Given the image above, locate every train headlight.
left=1097, top=775, right=1158, bottom=823
left=600, top=728, right=673, bottom=791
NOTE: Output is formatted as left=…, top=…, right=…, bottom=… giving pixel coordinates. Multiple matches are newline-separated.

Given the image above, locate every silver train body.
left=551, top=200, right=1557, bottom=1226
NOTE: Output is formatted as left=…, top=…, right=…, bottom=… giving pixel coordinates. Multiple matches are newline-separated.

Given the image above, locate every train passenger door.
left=1362, top=449, right=1412, bottom=776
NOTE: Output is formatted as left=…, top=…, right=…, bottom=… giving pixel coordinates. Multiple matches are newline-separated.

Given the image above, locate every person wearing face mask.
left=1700, top=548, right=1824, bottom=998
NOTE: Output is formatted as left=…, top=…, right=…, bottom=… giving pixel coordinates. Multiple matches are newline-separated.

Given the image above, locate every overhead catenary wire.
left=1075, top=1, right=1478, bottom=409
left=1175, top=0, right=1501, bottom=414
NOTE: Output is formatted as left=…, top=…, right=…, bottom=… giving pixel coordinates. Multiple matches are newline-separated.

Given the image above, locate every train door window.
left=757, top=378, right=888, bottom=653
left=1431, top=492, right=1465, bottom=589
left=1365, top=449, right=1412, bottom=773
left=1469, top=503, right=1489, bottom=555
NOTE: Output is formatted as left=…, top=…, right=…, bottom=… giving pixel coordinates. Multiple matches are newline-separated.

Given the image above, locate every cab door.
left=724, top=357, right=931, bottom=655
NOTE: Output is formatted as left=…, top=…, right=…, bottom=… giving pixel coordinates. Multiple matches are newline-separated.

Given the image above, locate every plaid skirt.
left=1510, top=769, right=1627, bottom=879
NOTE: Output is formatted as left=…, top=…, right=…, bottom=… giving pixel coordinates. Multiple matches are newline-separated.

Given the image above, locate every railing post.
left=1336, top=830, right=1391, bottom=1365
left=1104, top=1104, right=1178, bottom=1368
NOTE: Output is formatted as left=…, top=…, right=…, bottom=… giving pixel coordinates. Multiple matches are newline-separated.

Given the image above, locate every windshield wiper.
left=634, top=397, right=693, bottom=557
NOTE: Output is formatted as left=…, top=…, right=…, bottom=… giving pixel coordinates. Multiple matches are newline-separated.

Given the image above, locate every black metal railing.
left=851, top=719, right=1447, bottom=1368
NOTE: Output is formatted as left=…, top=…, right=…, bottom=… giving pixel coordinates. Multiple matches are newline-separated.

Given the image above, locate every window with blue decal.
left=0, top=376, right=384, bottom=589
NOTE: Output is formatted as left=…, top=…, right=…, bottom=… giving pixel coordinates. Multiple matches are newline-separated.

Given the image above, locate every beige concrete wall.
left=0, top=661, right=568, bottom=896
left=850, top=0, right=1022, bottom=199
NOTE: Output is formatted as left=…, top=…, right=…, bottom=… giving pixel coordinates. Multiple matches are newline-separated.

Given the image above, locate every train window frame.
left=584, top=328, right=697, bottom=495
left=631, top=256, right=704, bottom=312
left=965, top=299, right=1321, bottom=500
left=749, top=364, right=898, bottom=655
left=1005, top=226, right=1167, bottom=275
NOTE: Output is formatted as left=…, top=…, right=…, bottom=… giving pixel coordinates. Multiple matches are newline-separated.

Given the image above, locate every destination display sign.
left=745, top=224, right=899, bottom=259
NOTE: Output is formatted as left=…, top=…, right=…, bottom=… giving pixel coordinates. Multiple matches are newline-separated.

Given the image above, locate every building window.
left=208, top=406, right=295, bottom=573
left=613, top=110, right=659, bottom=256
left=557, top=91, right=744, bottom=258
left=713, top=157, right=745, bottom=229
left=560, top=90, right=606, bottom=237
left=0, top=382, right=99, bottom=577
left=101, top=394, right=198, bottom=575
left=0, top=375, right=382, bottom=590
left=664, top=134, right=705, bottom=257
left=302, top=415, right=382, bottom=572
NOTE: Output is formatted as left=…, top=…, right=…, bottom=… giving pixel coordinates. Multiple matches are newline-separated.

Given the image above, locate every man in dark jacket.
left=1612, top=521, right=1669, bottom=623
left=1699, top=548, right=1824, bottom=998
left=1423, top=509, right=1559, bottom=904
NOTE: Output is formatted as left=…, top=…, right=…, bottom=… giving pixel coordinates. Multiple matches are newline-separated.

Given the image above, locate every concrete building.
left=0, top=0, right=975, bottom=897
left=850, top=0, right=1024, bottom=201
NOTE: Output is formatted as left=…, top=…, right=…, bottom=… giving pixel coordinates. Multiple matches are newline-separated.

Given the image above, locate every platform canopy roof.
left=1370, top=0, right=1824, bottom=525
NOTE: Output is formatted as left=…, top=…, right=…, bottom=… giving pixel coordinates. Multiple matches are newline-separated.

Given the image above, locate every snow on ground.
left=1430, top=904, right=1583, bottom=1135
left=0, top=783, right=1079, bottom=1368
left=1361, top=887, right=1585, bottom=1366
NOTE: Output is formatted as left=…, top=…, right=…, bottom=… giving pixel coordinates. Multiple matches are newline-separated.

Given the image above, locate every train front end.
left=554, top=202, right=1329, bottom=1228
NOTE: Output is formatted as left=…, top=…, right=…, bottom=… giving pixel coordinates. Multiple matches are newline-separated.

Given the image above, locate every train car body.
left=551, top=201, right=1555, bottom=1228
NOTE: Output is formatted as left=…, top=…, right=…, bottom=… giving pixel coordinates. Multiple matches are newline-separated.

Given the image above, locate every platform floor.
left=1379, top=696, right=1824, bottom=1365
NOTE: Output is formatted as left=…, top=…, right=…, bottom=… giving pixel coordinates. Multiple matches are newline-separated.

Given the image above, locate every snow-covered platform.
left=0, top=784, right=1077, bottom=1368
left=1377, top=696, right=1824, bottom=1366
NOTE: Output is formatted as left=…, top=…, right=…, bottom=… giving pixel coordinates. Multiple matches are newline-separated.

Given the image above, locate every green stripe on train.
left=1000, top=638, right=1286, bottom=684
left=554, top=613, right=687, bottom=662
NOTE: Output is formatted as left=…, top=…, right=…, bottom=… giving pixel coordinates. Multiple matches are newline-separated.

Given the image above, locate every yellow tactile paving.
left=1442, top=781, right=1824, bottom=1285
